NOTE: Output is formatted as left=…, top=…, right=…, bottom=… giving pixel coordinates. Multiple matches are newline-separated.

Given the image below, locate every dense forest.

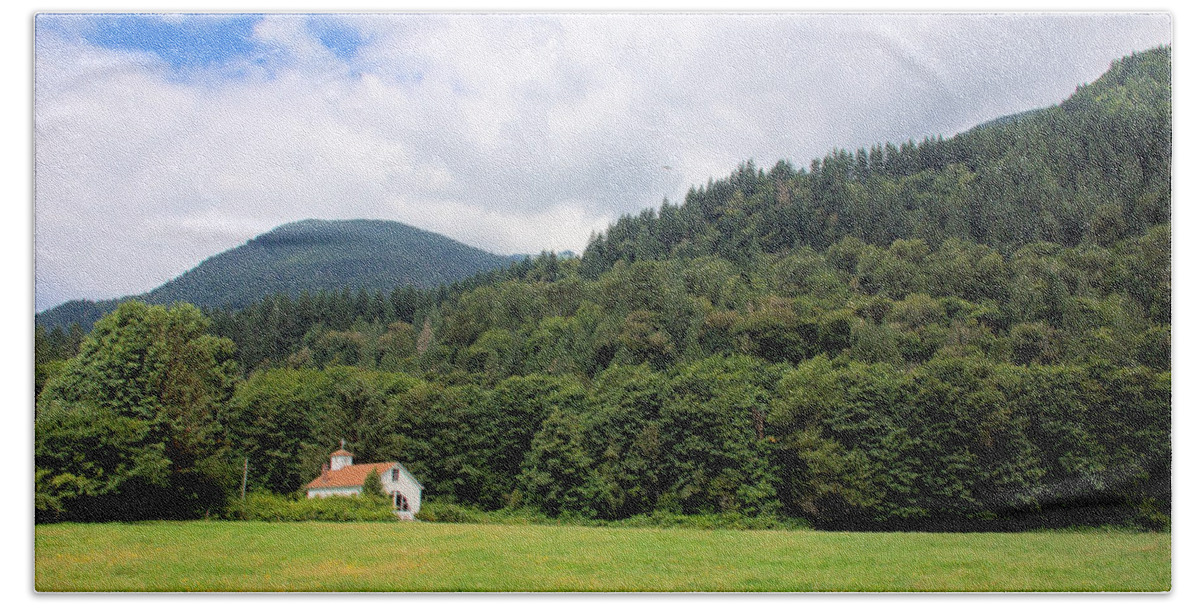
left=35, top=47, right=1171, bottom=530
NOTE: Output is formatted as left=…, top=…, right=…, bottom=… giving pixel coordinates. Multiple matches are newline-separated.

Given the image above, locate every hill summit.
left=37, top=219, right=516, bottom=329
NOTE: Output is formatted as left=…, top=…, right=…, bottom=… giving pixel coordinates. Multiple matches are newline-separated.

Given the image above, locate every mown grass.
left=34, top=520, right=1170, bottom=592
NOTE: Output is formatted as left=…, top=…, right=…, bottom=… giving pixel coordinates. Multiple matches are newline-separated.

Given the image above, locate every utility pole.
left=241, top=457, right=248, bottom=501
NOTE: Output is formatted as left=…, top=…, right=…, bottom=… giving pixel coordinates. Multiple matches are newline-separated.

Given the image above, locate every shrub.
left=234, top=491, right=397, bottom=522
left=414, top=498, right=810, bottom=530
left=415, top=499, right=486, bottom=523
left=608, top=510, right=810, bottom=531
left=361, top=470, right=385, bottom=498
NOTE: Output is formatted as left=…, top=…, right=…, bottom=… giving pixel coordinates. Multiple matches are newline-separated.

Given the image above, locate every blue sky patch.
left=78, top=14, right=267, bottom=71
left=307, top=15, right=366, bottom=61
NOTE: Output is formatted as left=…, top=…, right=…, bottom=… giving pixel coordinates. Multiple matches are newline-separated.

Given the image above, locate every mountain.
left=37, top=219, right=515, bottom=329
left=583, top=45, right=1170, bottom=276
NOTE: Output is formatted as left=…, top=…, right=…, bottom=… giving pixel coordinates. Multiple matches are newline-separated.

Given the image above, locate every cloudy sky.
left=33, top=12, right=1171, bottom=312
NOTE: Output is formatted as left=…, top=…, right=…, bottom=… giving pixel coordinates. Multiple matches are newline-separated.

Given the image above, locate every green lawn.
left=34, top=521, right=1170, bottom=592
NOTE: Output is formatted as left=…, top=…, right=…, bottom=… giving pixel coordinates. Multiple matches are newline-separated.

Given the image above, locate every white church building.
left=305, top=443, right=424, bottom=520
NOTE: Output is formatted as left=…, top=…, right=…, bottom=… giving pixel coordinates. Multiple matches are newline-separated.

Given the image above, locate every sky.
left=33, top=12, right=1172, bottom=312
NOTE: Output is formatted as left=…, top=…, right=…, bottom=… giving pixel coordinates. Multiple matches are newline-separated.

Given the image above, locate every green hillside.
left=37, top=47, right=1171, bottom=532
left=36, top=219, right=517, bottom=329
left=583, top=45, right=1170, bottom=273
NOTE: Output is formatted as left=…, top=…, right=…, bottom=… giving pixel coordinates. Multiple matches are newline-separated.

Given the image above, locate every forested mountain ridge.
left=150, top=219, right=516, bottom=306
left=582, top=45, right=1169, bottom=275
left=37, top=47, right=1171, bottom=531
left=36, top=219, right=519, bottom=330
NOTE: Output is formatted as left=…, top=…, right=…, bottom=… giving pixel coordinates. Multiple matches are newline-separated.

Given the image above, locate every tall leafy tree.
left=36, top=301, right=239, bottom=521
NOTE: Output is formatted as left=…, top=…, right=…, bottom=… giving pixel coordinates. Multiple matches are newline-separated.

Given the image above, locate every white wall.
left=381, top=468, right=423, bottom=515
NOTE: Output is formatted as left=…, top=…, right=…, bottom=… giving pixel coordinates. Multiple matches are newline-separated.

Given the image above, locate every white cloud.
left=34, top=13, right=1172, bottom=311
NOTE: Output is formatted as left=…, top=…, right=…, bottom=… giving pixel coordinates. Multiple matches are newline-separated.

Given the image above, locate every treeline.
left=222, top=355, right=1167, bottom=529
left=34, top=305, right=1169, bottom=529
left=35, top=47, right=1171, bottom=529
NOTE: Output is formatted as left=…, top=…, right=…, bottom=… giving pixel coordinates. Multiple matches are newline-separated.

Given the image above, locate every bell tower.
left=330, top=439, right=353, bottom=471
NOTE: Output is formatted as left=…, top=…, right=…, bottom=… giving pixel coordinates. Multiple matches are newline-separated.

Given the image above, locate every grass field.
left=34, top=521, right=1170, bottom=592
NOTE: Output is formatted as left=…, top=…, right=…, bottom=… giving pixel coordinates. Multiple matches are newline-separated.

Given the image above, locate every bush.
left=414, top=498, right=487, bottom=523
left=414, top=498, right=809, bottom=530
left=361, top=470, right=385, bottom=498
left=608, top=510, right=810, bottom=531
left=415, top=498, right=561, bottom=525
left=233, top=491, right=397, bottom=522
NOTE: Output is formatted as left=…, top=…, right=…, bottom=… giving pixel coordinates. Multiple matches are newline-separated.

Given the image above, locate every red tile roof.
left=305, top=462, right=398, bottom=489
left=331, top=448, right=354, bottom=457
